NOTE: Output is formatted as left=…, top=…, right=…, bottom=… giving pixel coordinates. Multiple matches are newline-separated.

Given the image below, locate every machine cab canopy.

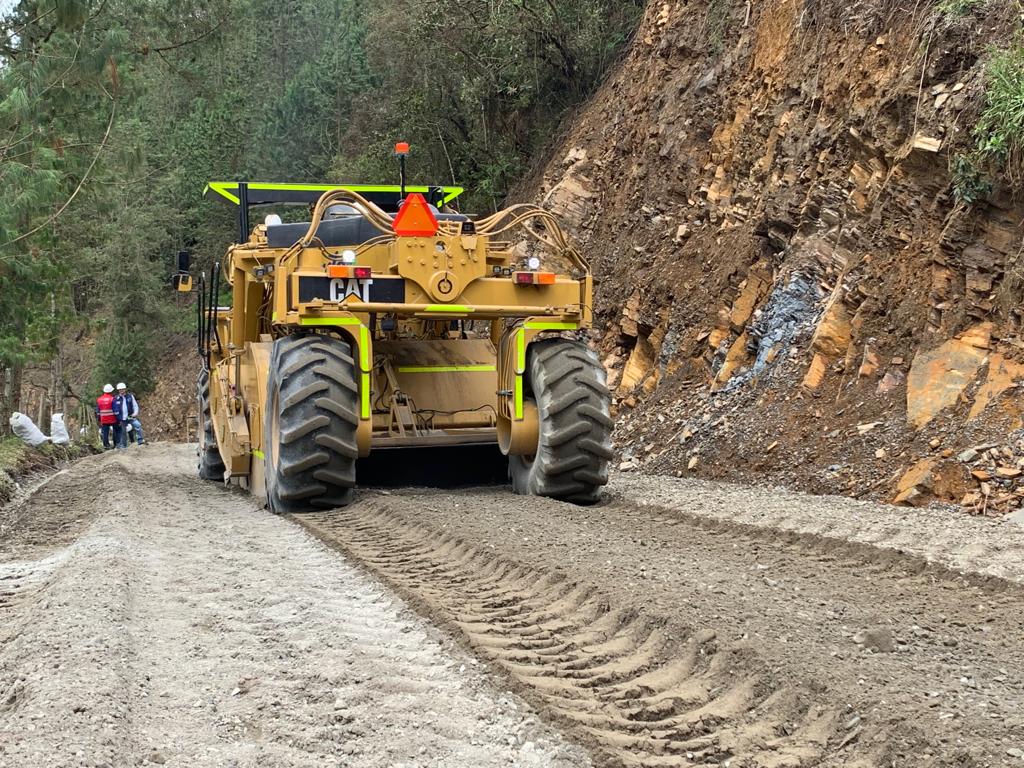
left=203, top=181, right=465, bottom=245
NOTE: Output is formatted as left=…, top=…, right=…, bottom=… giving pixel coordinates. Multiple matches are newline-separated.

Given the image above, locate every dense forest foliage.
left=0, top=0, right=642, bottom=425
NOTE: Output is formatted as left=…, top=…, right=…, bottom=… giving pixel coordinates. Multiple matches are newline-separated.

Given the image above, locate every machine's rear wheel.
left=197, top=369, right=226, bottom=481
left=510, top=338, right=614, bottom=504
left=264, top=335, right=359, bottom=513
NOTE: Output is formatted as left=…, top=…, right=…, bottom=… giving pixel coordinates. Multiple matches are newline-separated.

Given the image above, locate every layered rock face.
left=524, top=0, right=1024, bottom=512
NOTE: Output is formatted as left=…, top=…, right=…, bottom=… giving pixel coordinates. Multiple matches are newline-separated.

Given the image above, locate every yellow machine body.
left=198, top=184, right=600, bottom=505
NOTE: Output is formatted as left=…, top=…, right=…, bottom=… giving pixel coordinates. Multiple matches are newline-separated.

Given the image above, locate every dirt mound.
left=522, top=0, right=1024, bottom=513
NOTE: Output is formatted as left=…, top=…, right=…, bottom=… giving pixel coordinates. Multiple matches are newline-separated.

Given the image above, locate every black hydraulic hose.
left=210, top=261, right=223, bottom=357
left=196, top=273, right=207, bottom=364
left=205, top=263, right=217, bottom=371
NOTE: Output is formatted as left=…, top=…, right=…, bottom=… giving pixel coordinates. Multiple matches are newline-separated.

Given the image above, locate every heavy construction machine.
left=181, top=156, right=612, bottom=512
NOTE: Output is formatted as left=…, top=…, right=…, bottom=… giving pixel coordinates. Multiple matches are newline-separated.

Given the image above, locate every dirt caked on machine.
left=180, top=146, right=612, bottom=512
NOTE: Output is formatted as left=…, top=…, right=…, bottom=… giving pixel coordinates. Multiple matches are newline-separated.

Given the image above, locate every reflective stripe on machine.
left=294, top=317, right=371, bottom=419
left=397, top=365, right=496, bottom=374
left=299, top=317, right=356, bottom=326
left=524, top=321, right=578, bottom=330
left=513, top=321, right=578, bottom=420
left=204, top=182, right=465, bottom=206
left=514, top=328, right=526, bottom=420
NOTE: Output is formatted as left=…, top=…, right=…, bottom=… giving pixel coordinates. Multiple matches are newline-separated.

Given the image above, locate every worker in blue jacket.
left=113, top=382, right=146, bottom=448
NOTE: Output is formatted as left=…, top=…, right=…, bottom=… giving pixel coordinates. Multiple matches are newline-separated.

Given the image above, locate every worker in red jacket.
left=95, top=384, right=121, bottom=449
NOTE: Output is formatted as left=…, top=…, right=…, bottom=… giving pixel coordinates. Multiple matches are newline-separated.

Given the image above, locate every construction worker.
left=95, top=384, right=120, bottom=449
left=114, top=382, right=145, bottom=447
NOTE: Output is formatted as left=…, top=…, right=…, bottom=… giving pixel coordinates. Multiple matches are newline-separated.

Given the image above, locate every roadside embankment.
left=0, top=438, right=94, bottom=508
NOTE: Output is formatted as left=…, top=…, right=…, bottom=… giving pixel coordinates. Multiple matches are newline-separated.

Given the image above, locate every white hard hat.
left=103, top=384, right=114, bottom=393
left=116, top=382, right=127, bottom=390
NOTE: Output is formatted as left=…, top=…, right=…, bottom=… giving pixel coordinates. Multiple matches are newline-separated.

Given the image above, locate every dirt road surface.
left=294, top=482, right=1024, bottom=767
left=0, top=445, right=588, bottom=768
left=3, top=444, right=1024, bottom=767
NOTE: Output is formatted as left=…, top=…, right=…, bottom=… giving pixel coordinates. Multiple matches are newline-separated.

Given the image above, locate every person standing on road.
left=114, top=382, right=145, bottom=447
left=95, top=384, right=120, bottom=450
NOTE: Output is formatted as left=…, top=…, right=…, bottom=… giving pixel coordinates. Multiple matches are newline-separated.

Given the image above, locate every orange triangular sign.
left=392, top=193, right=438, bottom=237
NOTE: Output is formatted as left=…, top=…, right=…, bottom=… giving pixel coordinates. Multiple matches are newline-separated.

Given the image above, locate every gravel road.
left=0, top=445, right=588, bottom=768
left=4, top=444, right=1024, bottom=767
left=294, top=481, right=1024, bottom=767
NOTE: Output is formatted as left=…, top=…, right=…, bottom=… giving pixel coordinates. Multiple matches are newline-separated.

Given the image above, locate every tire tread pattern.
left=197, top=370, right=226, bottom=481
left=265, top=335, right=359, bottom=513
left=510, top=339, right=613, bottom=504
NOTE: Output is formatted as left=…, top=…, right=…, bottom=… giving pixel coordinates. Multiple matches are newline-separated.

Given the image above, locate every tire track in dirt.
left=0, top=446, right=591, bottom=768
left=292, top=502, right=897, bottom=768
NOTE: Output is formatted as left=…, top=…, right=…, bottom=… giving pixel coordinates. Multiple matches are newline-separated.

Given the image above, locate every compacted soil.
left=3, top=443, right=1024, bottom=767
left=295, top=479, right=1024, bottom=767
left=0, top=444, right=587, bottom=768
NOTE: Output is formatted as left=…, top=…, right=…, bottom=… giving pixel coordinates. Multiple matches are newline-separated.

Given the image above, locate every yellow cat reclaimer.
left=183, top=149, right=612, bottom=512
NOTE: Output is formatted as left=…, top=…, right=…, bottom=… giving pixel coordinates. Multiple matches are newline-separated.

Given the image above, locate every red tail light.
left=513, top=271, right=556, bottom=285
left=327, top=265, right=373, bottom=279
left=514, top=271, right=534, bottom=285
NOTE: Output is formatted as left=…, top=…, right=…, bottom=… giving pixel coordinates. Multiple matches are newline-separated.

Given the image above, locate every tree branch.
left=145, top=17, right=225, bottom=54
left=1, top=6, right=57, bottom=41
left=1, top=98, right=116, bottom=251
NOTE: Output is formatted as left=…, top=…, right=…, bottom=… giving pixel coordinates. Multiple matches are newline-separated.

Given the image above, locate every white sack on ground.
left=50, top=413, right=71, bottom=445
left=9, top=412, right=49, bottom=447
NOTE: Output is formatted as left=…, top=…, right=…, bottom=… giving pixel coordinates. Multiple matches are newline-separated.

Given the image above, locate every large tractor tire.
left=510, top=338, right=614, bottom=504
left=263, top=335, right=359, bottom=513
left=197, top=369, right=226, bottom=481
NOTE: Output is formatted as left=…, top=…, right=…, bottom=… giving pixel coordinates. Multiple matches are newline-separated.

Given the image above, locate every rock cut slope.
left=525, top=0, right=1024, bottom=512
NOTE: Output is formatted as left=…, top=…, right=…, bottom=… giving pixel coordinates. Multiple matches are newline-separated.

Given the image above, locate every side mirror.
left=173, top=250, right=193, bottom=291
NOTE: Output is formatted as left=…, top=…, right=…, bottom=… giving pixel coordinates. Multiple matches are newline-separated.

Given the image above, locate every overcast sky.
left=0, top=0, right=14, bottom=18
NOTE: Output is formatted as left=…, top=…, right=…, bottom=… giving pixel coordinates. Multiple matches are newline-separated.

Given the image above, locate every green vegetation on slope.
left=0, top=0, right=642, bottom=427
left=951, top=36, right=1024, bottom=204
left=0, top=437, right=27, bottom=474
left=936, top=0, right=985, bottom=16
left=974, top=40, right=1024, bottom=188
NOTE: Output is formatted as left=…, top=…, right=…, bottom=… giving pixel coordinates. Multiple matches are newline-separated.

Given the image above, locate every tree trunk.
left=51, top=339, right=63, bottom=419
left=36, top=388, right=47, bottom=431
left=51, top=292, right=63, bottom=420
left=0, top=364, right=24, bottom=435
left=0, top=367, right=7, bottom=436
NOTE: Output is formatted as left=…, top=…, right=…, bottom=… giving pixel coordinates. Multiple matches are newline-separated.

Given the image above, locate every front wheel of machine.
left=197, top=369, right=226, bottom=481
left=263, top=335, right=359, bottom=514
left=509, top=338, right=614, bottom=504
